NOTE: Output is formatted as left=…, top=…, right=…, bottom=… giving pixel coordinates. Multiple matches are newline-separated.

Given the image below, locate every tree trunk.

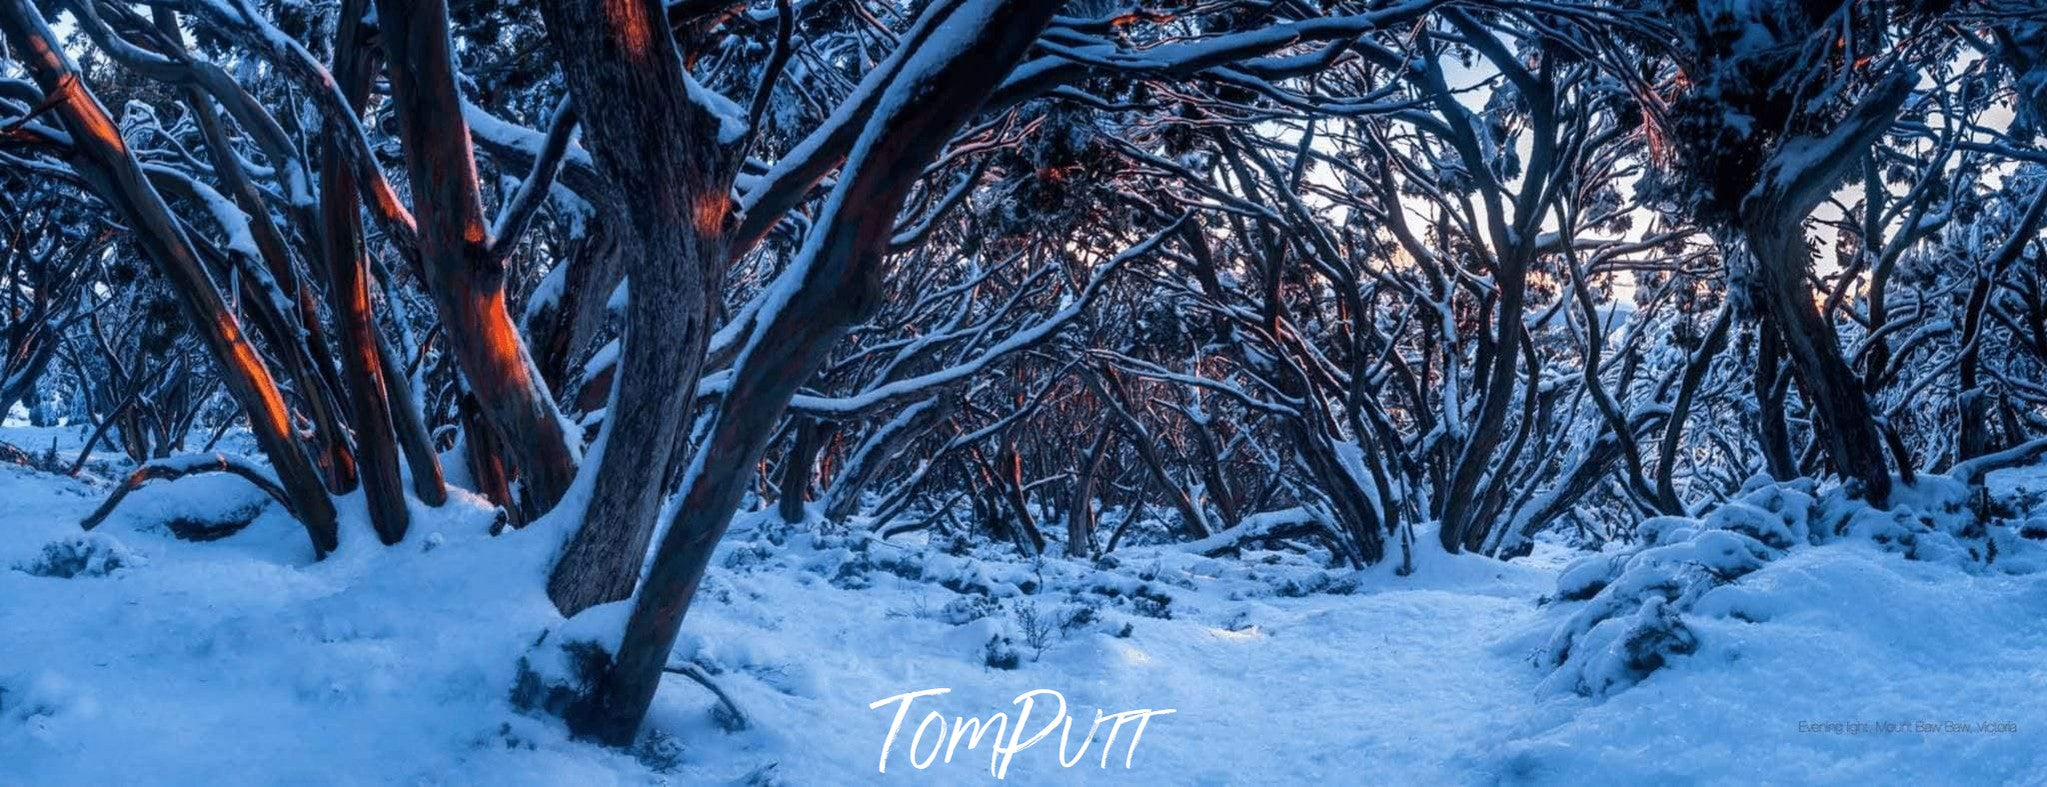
left=322, top=0, right=409, bottom=543
left=1754, top=322, right=1799, bottom=480
left=373, top=0, right=579, bottom=512
left=1439, top=254, right=1532, bottom=551
left=1654, top=307, right=1732, bottom=511
left=778, top=418, right=824, bottom=524
left=563, top=0, right=1062, bottom=745
left=461, top=393, right=517, bottom=518
left=534, top=0, right=737, bottom=618
left=1744, top=223, right=1892, bottom=502
left=1067, top=429, right=1114, bottom=558
left=996, top=443, right=1046, bottom=555
left=377, top=329, right=449, bottom=505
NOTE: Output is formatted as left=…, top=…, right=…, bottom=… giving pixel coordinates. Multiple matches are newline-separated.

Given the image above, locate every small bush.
left=1013, top=601, right=1054, bottom=660
left=14, top=535, right=143, bottom=578
left=939, top=595, right=1000, bottom=624
left=630, top=729, right=685, bottom=772
left=982, top=634, right=1021, bottom=670
left=509, top=639, right=612, bottom=719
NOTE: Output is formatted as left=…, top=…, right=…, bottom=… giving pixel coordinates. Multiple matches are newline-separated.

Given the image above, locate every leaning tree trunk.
left=562, top=0, right=1063, bottom=745
left=0, top=0, right=338, bottom=553
left=1743, top=222, right=1892, bottom=503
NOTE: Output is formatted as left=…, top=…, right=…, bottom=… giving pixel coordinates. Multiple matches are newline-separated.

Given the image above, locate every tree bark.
left=563, top=0, right=1062, bottom=745
left=534, top=0, right=738, bottom=618
left=778, top=418, right=824, bottom=523
left=323, top=0, right=410, bottom=543
left=373, top=0, right=579, bottom=512
left=1744, top=223, right=1892, bottom=502
left=1067, top=429, right=1114, bottom=557
left=377, top=329, right=448, bottom=505
left=1754, top=322, right=1799, bottom=480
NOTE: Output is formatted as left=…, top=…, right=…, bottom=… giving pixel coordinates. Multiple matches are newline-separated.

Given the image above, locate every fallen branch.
left=661, top=662, right=750, bottom=731
left=1949, top=435, right=2047, bottom=486
left=1179, top=507, right=1338, bottom=558
left=80, top=453, right=299, bottom=531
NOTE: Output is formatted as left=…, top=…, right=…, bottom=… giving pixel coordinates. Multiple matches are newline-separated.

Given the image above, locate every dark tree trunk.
left=1067, top=429, right=1115, bottom=558
left=461, top=393, right=518, bottom=519
left=1655, top=307, right=1732, bottom=511
left=1744, top=223, right=1892, bottom=502
left=778, top=418, right=825, bottom=524
left=528, top=220, right=625, bottom=399
left=564, top=0, right=1062, bottom=745
left=1754, top=322, right=1799, bottom=481
left=996, top=443, right=1046, bottom=555
left=322, top=0, right=409, bottom=543
left=1291, top=424, right=1384, bottom=566
left=376, top=329, right=449, bottom=505
left=1957, top=274, right=1994, bottom=462
left=534, top=0, right=738, bottom=618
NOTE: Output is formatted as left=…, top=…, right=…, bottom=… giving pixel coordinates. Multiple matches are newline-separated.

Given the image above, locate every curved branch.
left=79, top=453, right=299, bottom=532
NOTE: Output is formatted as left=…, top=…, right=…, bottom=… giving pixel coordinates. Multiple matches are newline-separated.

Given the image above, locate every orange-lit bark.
left=146, top=6, right=359, bottom=494
left=321, top=0, right=414, bottom=543
left=142, top=165, right=358, bottom=493
left=374, top=0, right=578, bottom=512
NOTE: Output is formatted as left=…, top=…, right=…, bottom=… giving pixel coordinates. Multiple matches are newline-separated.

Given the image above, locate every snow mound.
left=1538, top=474, right=2045, bottom=697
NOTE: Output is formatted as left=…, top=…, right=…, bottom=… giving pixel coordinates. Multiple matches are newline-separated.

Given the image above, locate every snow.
left=681, top=72, right=747, bottom=146
left=1504, top=542, right=2047, bottom=784
left=3, top=427, right=2043, bottom=783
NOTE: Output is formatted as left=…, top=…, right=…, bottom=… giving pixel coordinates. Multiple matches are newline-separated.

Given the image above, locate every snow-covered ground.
left=2, top=426, right=2042, bottom=785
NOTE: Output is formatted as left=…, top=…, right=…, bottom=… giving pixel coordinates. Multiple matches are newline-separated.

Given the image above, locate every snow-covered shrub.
left=12, top=534, right=144, bottom=578
left=738, top=763, right=786, bottom=787
left=937, top=594, right=1000, bottom=625
left=630, top=729, right=685, bottom=772
left=1012, top=600, right=1054, bottom=659
left=1539, top=474, right=2042, bottom=697
left=981, top=634, right=1021, bottom=670
left=1056, top=597, right=1106, bottom=636
left=1540, top=597, right=1698, bottom=697
left=1126, top=584, right=1174, bottom=619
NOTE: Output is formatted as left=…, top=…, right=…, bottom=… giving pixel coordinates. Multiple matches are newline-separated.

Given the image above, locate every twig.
left=661, top=662, right=750, bottom=731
